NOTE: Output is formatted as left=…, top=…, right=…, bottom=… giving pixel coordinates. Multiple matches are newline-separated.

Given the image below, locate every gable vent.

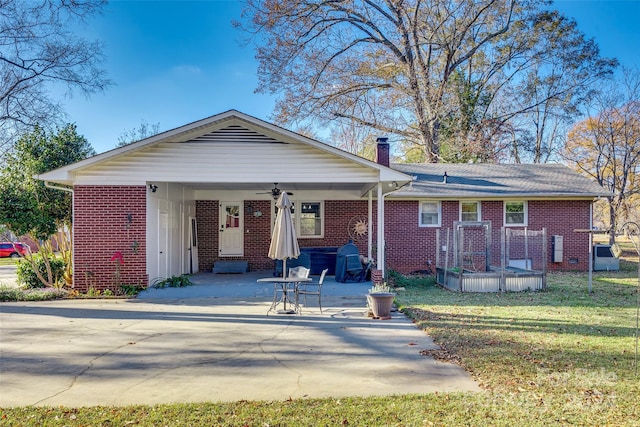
left=189, top=124, right=281, bottom=144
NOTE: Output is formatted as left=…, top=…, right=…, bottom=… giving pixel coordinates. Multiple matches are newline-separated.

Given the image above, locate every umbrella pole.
left=279, top=258, right=295, bottom=314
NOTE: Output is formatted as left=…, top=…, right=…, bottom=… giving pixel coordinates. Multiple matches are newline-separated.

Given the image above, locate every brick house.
left=37, top=110, right=607, bottom=292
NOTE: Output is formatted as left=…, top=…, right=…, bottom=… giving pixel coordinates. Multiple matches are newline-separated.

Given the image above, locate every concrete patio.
left=0, top=271, right=480, bottom=407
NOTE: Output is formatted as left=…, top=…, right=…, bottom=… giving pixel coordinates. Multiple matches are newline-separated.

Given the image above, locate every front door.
left=219, top=202, right=243, bottom=256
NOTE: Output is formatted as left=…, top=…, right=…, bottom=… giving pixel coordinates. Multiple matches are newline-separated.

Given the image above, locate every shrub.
left=16, top=255, right=66, bottom=289
left=120, top=284, right=145, bottom=295
left=152, top=275, right=193, bottom=288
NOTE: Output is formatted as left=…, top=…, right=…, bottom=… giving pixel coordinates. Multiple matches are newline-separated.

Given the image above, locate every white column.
left=376, top=182, right=385, bottom=274
left=368, top=190, right=373, bottom=260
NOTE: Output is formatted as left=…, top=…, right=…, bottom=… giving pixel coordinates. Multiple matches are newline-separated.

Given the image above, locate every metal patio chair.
left=295, top=268, right=328, bottom=314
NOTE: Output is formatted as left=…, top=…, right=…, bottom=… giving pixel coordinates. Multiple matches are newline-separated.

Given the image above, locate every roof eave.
left=387, top=191, right=611, bottom=200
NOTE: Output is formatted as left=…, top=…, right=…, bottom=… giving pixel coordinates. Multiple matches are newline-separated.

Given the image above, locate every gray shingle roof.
left=389, top=163, right=609, bottom=199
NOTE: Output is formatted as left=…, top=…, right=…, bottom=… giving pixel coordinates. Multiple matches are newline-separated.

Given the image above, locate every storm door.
left=218, top=202, right=244, bottom=256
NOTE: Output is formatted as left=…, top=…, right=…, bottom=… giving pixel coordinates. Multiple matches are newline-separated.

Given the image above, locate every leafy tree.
left=0, top=0, right=111, bottom=157
left=564, top=68, right=640, bottom=244
left=0, top=124, right=95, bottom=286
left=239, top=0, right=616, bottom=163
left=116, top=120, right=161, bottom=147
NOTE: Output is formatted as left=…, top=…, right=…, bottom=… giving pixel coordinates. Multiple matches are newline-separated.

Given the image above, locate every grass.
left=0, top=286, right=66, bottom=302
left=0, top=257, right=19, bottom=266
left=1, top=259, right=639, bottom=426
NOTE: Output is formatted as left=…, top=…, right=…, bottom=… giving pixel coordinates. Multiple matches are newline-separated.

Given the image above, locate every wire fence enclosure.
left=436, top=222, right=547, bottom=292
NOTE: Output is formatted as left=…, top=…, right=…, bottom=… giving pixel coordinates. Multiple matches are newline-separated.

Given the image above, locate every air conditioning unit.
left=593, top=244, right=620, bottom=271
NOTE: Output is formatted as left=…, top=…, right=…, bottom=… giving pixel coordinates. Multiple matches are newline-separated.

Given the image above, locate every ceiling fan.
left=256, top=183, right=293, bottom=199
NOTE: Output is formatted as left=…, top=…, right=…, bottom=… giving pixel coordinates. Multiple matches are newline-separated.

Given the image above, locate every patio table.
left=258, top=277, right=311, bottom=314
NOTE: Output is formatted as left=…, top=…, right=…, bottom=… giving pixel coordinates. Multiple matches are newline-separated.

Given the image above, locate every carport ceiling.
left=178, top=182, right=371, bottom=192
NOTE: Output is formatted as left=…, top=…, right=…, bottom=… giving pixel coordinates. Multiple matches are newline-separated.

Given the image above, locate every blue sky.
left=61, top=0, right=640, bottom=154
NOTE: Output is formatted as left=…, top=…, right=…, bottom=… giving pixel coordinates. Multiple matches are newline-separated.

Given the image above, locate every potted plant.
left=367, top=283, right=395, bottom=319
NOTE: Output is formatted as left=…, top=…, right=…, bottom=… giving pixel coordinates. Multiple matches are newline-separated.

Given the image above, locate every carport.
left=36, top=110, right=411, bottom=293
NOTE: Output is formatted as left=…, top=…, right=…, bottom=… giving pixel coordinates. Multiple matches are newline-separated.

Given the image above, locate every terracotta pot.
left=367, top=293, right=395, bottom=318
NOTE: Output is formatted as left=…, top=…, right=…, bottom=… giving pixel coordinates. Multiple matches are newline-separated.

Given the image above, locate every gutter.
left=44, top=181, right=74, bottom=193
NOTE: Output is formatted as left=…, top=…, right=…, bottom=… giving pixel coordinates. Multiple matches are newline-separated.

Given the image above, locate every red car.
left=0, top=242, right=29, bottom=258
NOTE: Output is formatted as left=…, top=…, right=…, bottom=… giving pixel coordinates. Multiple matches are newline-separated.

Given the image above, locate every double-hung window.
left=299, top=202, right=323, bottom=238
left=504, top=201, right=527, bottom=226
left=277, top=201, right=324, bottom=238
left=460, top=201, right=481, bottom=222
left=419, top=201, right=441, bottom=227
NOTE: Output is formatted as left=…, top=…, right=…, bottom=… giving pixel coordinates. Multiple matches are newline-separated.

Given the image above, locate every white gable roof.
left=37, top=110, right=411, bottom=192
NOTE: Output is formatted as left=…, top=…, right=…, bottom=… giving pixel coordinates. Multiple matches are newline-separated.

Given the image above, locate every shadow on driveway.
left=0, top=277, right=480, bottom=407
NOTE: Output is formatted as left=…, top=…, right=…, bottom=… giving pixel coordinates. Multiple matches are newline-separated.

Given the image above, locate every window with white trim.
left=460, top=201, right=481, bottom=222
left=419, top=201, right=441, bottom=227
left=299, top=202, right=323, bottom=237
left=274, top=201, right=324, bottom=238
left=504, top=201, right=527, bottom=226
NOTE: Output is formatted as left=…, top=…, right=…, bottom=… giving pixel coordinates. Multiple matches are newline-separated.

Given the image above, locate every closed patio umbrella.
left=268, top=191, right=300, bottom=278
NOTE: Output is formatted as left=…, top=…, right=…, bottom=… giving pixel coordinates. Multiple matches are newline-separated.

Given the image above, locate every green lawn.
left=0, top=257, right=19, bottom=266
left=1, top=261, right=638, bottom=426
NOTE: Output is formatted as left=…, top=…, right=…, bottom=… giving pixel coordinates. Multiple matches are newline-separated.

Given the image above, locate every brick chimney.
left=375, top=137, right=390, bottom=167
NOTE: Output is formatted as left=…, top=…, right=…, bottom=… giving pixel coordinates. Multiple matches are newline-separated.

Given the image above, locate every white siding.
left=73, top=129, right=379, bottom=185
left=147, top=183, right=196, bottom=281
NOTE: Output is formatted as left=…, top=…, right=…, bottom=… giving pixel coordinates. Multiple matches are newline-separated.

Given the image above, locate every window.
left=299, top=202, right=323, bottom=237
left=460, top=201, right=481, bottom=222
left=419, top=201, right=441, bottom=227
left=504, top=201, right=527, bottom=226
left=274, top=201, right=324, bottom=238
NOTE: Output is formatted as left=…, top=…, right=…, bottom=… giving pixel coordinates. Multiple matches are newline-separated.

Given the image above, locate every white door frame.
left=219, top=201, right=244, bottom=257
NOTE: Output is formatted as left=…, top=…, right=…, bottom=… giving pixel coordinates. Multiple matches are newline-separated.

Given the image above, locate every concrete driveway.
left=0, top=273, right=480, bottom=407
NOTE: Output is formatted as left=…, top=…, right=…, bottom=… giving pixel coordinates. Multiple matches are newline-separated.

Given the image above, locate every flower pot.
left=367, top=292, right=395, bottom=318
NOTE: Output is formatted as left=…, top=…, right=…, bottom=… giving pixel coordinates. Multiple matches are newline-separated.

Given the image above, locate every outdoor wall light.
left=148, top=184, right=158, bottom=193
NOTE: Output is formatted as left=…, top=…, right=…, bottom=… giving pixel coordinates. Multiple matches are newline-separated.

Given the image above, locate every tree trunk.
left=609, top=200, right=616, bottom=245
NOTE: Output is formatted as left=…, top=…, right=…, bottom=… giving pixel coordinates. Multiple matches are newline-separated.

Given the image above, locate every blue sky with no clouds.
left=60, top=0, right=640, bottom=154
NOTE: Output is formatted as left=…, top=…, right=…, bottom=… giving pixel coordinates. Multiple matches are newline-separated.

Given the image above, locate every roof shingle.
left=390, top=163, right=609, bottom=199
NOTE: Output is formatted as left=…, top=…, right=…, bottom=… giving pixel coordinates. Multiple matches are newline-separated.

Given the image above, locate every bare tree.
left=239, top=0, right=615, bottom=162
left=564, top=68, right=640, bottom=244
left=0, top=0, right=111, bottom=156
left=117, top=120, right=161, bottom=147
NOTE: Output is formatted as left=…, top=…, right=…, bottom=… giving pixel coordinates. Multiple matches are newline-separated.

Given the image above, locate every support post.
left=368, top=190, right=373, bottom=260
left=376, top=183, right=384, bottom=276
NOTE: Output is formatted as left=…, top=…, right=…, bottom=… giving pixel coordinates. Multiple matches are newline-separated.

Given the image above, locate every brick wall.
left=243, top=200, right=273, bottom=270
left=383, top=199, right=592, bottom=273
left=196, top=200, right=373, bottom=272
left=529, top=200, right=591, bottom=271
left=195, top=200, right=218, bottom=272
left=74, top=186, right=147, bottom=292
left=304, top=200, right=371, bottom=251
left=193, top=198, right=593, bottom=275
